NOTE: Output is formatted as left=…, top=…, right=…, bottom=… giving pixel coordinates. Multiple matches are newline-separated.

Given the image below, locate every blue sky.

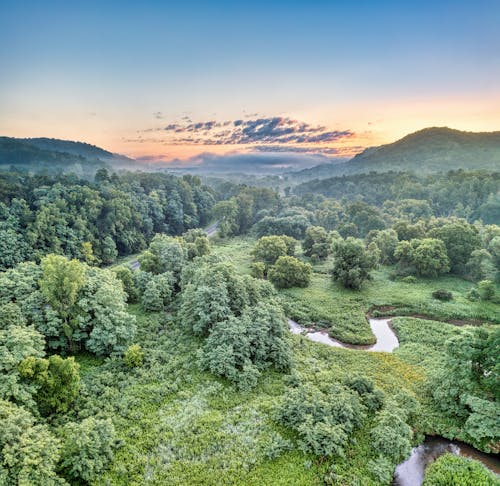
left=1, top=0, right=499, bottom=161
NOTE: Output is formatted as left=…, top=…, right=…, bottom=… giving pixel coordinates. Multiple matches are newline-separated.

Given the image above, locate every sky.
left=1, top=0, right=499, bottom=166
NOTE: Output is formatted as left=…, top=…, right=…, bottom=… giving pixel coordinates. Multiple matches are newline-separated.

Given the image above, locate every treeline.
left=292, top=170, right=499, bottom=223
left=0, top=169, right=217, bottom=270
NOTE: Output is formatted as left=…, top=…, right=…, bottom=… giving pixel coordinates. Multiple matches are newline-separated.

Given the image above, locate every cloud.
left=153, top=111, right=164, bottom=119
left=141, top=116, right=354, bottom=146
left=162, top=150, right=335, bottom=173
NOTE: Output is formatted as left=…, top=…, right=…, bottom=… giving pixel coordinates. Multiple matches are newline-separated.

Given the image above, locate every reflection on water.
left=393, top=437, right=500, bottom=486
left=288, top=317, right=399, bottom=352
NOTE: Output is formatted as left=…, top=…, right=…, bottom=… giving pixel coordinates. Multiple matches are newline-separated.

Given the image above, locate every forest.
left=0, top=164, right=499, bottom=485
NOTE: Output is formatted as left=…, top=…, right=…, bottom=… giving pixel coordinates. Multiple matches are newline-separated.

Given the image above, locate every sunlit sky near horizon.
left=1, top=0, right=499, bottom=163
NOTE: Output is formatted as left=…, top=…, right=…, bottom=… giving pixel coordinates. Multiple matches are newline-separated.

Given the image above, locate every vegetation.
left=423, top=453, right=500, bottom=486
left=331, top=237, right=378, bottom=289
left=1, top=149, right=499, bottom=484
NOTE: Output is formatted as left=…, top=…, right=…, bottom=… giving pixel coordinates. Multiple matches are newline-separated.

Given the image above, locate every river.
left=287, top=317, right=499, bottom=482
left=288, top=317, right=399, bottom=352
left=393, top=437, right=500, bottom=485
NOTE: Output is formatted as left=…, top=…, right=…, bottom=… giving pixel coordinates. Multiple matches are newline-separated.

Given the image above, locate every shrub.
left=268, top=256, right=312, bottom=289
left=124, top=344, right=144, bottom=367
left=250, top=262, right=266, bottom=279
left=422, top=453, right=499, bottom=486
left=466, top=288, right=480, bottom=302
left=432, top=289, right=453, bottom=301
left=277, top=383, right=366, bottom=457
left=402, top=276, right=417, bottom=284
left=478, top=280, right=496, bottom=301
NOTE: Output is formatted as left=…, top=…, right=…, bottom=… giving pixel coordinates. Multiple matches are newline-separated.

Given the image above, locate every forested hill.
left=0, top=137, right=137, bottom=175
left=289, top=127, right=500, bottom=182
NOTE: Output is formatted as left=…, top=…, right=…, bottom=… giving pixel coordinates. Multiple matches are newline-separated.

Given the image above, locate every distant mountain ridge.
left=0, top=136, right=138, bottom=175
left=289, top=127, right=500, bottom=182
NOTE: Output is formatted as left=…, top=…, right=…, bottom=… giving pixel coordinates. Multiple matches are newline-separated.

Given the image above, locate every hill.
left=289, top=127, right=500, bottom=183
left=0, top=137, right=137, bottom=175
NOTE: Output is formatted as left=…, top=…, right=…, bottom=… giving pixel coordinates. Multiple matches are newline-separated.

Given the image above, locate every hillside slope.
left=0, top=137, right=137, bottom=174
left=289, top=127, right=500, bottom=183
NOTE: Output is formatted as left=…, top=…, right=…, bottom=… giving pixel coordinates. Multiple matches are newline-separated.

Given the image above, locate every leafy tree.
left=79, top=268, right=136, bottom=356
left=141, top=272, right=175, bottom=311
left=80, top=241, right=96, bottom=265
left=371, top=229, right=399, bottom=264
left=0, top=324, right=45, bottom=405
left=200, top=302, right=290, bottom=390
left=255, top=215, right=310, bottom=239
left=331, top=238, right=378, bottom=289
left=0, top=302, right=25, bottom=329
left=112, top=266, right=139, bottom=302
left=466, top=249, right=497, bottom=282
left=58, top=417, right=117, bottom=483
left=303, top=226, right=332, bottom=260
left=429, top=221, right=481, bottom=274
left=431, top=326, right=499, bottom=450
left=250, top=261, right=266, bottom=279
left=18, top=355, right=80, bottom=415
left=252, top=236, right=290, bottom=266
left=141, top=279, right=164, bottom=312
left=2, top=423, right=64, bottom=485
left=0, top=227, right=30, bottom=271
left=139, top=234, right=186, bottom=281
left=213, top=199, right=239, bottom=237
left=268, top=256, right=312, bottom=288
left=395, top=238, right=450, bottom=277
left=100, top=236, right=118, bottom=264
left=39, top=255, right=86, bottom=353
left=180, top=280, right=232, bottom=336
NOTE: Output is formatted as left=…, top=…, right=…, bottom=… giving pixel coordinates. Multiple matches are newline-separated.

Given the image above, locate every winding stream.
left=288, top=317, right=399, bottom=352
left=287, top=317, right=499, bottom=482
left=393, top=437, right=500, bottom=485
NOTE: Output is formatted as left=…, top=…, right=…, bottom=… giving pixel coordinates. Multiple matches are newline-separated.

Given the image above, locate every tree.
left=268, top=256, right=312, bottom=288
left=213, top=199, right=238, bottom=237
left=395, top=238, right=450, bottom=277
left=371, top=229, right=399, bottom=265
left=303, top=226, right=332, bottom=260
left=112, top=266, right=139, bottom=303
left=430, top=221, right=481, bottom=274
left=0, top=324, right=45, bottom=405
left=0, top=227, right=30, bottom=271
left=79, top=268, right=136, bottom=356
left=431, top=326, right=499, bottom=450
left=80, top=241, right=96, bottom=265
left=199, top=302, right=291, bottom=390
left=58, top=417, right=117, bottom=483
left=252, top=236, right=292, bottom=266
left=331, top=238, right=378, bottom=289
left=140, top=234, right=186, bottom=279
left=465, top=250, right=497, bottom=282
left=2, top=423, right=63, bottom=485
left=18, top=355, right=80, bottom=415
left=277, top=382, right=365, bottom=457
left=100, top=236, right=118, bottom=264
left=39, top=255, right=86, bottom=353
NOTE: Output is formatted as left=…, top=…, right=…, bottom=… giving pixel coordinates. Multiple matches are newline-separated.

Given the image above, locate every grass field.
left=212, top=236, right=499, bottom=345
left=71, top=237, right=499, bottom=484
left=75, top=305, right=423, bottom=486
